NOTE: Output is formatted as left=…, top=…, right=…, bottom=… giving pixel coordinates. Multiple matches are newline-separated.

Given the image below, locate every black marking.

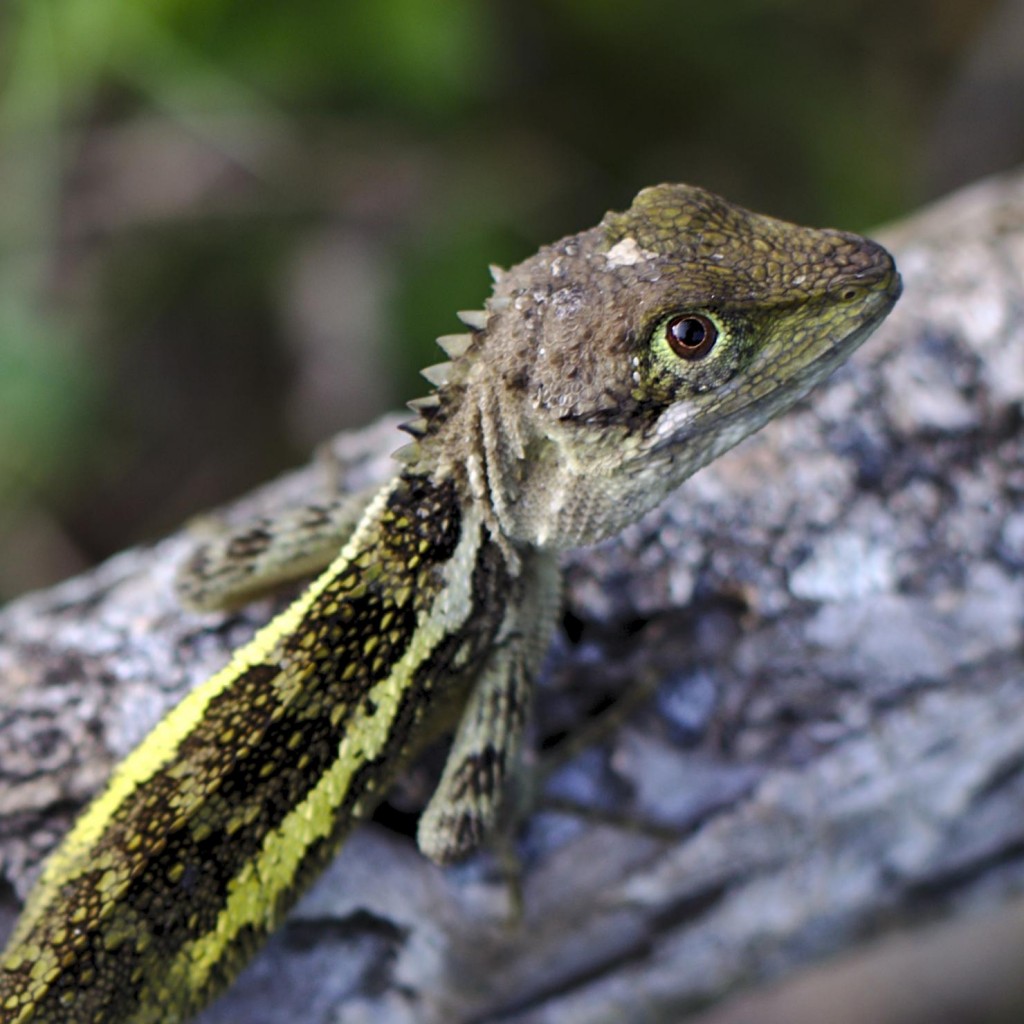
left=226, top=526, right=274, bottom=559
left=398, top=418, right=428, bottom=439
left=384, top=474, right=462, bottom=564
left=300, top=505, right=334, bottom=528
left=505, top=366, right=529, bottom=391
left=445, top=744, right=504, bottom=803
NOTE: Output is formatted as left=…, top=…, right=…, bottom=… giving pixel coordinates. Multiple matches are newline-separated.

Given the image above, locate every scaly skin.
left=0, top=184, right=900, bottom=1023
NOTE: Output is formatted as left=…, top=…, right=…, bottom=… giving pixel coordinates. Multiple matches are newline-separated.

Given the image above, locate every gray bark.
left=1, top=171, right=1023, bottom=1024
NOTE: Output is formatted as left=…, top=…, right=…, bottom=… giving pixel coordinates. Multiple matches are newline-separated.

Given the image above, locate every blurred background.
left=2, top=2, right=1024, bottom=1022
left=2, top=0, right=1023, bottom=601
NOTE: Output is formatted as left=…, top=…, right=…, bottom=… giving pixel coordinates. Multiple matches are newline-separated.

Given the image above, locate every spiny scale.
left=398, top=417, right=428, bottom=438
left=391, top=442, right=420, bottom=464
left=407, top=394, right=441, bottom=413
left=436, top=333, right=473, bottom=358
left=456, top=309, right=489, bottom=329
left=420, top=361, right=454, bottom=388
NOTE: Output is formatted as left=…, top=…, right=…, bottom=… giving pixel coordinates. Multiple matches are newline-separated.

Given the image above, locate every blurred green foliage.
left=0, top=0, right=1003, bottom=597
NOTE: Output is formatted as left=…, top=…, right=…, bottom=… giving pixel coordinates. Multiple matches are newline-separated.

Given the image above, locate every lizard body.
left=0, top=184, right=900, bottom=1023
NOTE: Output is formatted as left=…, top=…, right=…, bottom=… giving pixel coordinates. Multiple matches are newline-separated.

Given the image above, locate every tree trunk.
left=2, top=171, right=1023, bottom=1024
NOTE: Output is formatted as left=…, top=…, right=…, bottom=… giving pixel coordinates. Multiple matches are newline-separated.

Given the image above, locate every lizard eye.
left=666, top=314, right=718, bottom=360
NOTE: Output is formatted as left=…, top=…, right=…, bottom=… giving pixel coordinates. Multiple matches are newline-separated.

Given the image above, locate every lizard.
left=0, top=183, right=901, bottom=1023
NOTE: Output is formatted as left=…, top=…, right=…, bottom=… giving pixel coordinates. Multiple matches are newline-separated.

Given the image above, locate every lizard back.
left=0, top=473, right=511, bottom=1023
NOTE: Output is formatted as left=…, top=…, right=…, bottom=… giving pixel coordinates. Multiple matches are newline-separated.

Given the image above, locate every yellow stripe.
left=162, top=503, right=485, bottom=1000
left=22, top=487, right=396, bottom=925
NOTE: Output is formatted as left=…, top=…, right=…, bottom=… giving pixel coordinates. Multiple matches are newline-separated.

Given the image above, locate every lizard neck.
left=418, top=378, right=664, bottom=554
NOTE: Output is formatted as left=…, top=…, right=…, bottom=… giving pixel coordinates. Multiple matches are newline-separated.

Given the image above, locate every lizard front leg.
left=175, top=484, right=381, bottom=610
left=418, top=551, right=560, bottom=864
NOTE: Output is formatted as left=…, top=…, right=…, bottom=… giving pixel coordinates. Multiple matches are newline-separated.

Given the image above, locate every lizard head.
left=415, top=183, right=902, bottom=550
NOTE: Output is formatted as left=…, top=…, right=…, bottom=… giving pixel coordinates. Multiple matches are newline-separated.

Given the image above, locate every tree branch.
left=2, top=172, right=1023, bottom=1023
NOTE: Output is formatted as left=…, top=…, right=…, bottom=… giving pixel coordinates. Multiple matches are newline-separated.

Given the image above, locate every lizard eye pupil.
left=666, top=314, right=718, bottom=360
